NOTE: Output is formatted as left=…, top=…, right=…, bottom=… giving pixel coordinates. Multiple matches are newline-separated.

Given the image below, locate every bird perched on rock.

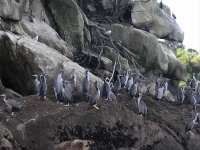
left=62, top=80, right=74, bottom=106
left=196, top=87, right=200, bottom=104
left=155, top=83, right=164, bottom=101
left=82, top=70, right=90, bottom=98
left=121, top=69, right=131, bottom=87
left=32, top=35, right=38, bottom=41
left=172, top=11, right=176, bottom=19
left=192, top=104, right=200, bottom=124
left=41, top=10, right=45, bottom=22
left=88, top=81, right=100, bottom=110
left=188, top=90, right=197, bottom=105
left=104, top=30, right=111, bottom=35
left=53, top=69, right=65, bottom=103
left=108, top=83, right=117, bottom=102
left=155, top=78, right=160, bottom=97
left=0, top=94, right=22, bottom=117
left=185, top=112, right=199, bottom=134
left=126, top=74, right=134, bottom=93
left=28, top=10, right=35, bottom=22
left=65, top=69, right=76, bottom=93
left=0, top=17, right=4, bottom=30
left=113, top=74, right=121, bottom=95
left=159, top=0, right=163, bottom=9
left=39, top=73, right=48, bottom=101
left=177, top=86, right=185, bottom=103
left=190, top=73, right=198, bottom=92
left=32, top=74, right=40, bottom=94
left=102, top=77, right=111, bottom=100
left=130, top=80, right=139, bottom=99
left=163, top=79, right=168, bottom=93
left=137, top=92, right=147, bottom=120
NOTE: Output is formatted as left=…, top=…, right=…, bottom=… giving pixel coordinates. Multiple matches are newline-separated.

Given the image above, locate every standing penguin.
left=188, top=90, right=197, bottom=105
left=192, top=104, right=200, bottom=124
left=190, top=73, right=198, bottom=92
left=196, top=87, right=200, bottom=104
left=137, top=92, right=147, bottom=120
left=82, top=70, right=90, bottom=98
left=32, top=74, right=40, bottom=94
left=0, top=94, right=22, bottom=117
left=185, top=113, right=199, bottom=134
left=121, top=69, right=130, bottom=87
left=113, top=74, right=121, bottom=95
left=163, top=79, right=168, bottom=93
left=155, top=83, right=164, bottom=101
left=177, top=86, right=185, bottom=103
left=41, top=10, right=45, bottom=22
left=53, top=69, right=65, bottom=103
left=108, top=83, right=117, bottom=102
left=130, top=80, right=139, bottom=99
left=102, top=77, right=111, bottom=100
left=0, top=17, right=4, bottom=30
left=88, top=81, right=100, bottom=110
left=126, top=74, right=134, bottom=93
left=39, top=73, right=48, bottom=101
left=65, top=69, right=76, bottom=93
left=155, top=78, right=160, bottom=98
left=62, top=80, right=74, bottom=106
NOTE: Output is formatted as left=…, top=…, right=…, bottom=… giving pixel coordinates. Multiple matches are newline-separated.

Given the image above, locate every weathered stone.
left=101, top=23, right=187, bottom=81
left=84, top=27, right=91, bottom=43
left=21, top=18, right=73, bottom=59
left=46, top=0, right=84, bottom=51
left=0, top=31, right=68, bottom=95
left=27, top=0, right=50, bottom=24
left=3, top=21, right=25, bottom=35
left=0, top=137, right=12, bottom=150
left=96, top=46, right=130, bottom=71
left=20, top=0, right=29, bottom=13
left=163, top=91, right=175, bottom=102
left=0, top=124, right=13, bottom=141
left=53, top=139, right=94, bottom=150
left=0, top=0, right=22, bottom=21
left=86, top=4, right=96, bottom=12
left=131, top=2, right=152, bottom=28
left=121, top=0, right=184, bottom=42
left=99, top=0, right=113, bottom=10
left=0, top=31, right=101, bottom=95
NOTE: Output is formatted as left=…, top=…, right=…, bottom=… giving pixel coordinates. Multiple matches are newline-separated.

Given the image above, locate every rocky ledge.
left=0, top=89, right=200, bottom=150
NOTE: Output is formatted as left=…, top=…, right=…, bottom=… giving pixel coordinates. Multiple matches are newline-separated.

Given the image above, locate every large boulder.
left=101, top=23, right=187, bottom=81
left=20, top=18, right=73, bottom=58
left=131, top=2, right=152, bottom=28
left=0, top=123, right=13, bottom=150
left=46, top=0, right=84, bottom=51
left=129, top=0, right=184, bottom=42
left=0, top=0, right=22, bottom=21
left=0, top=31, right=101, bottom=95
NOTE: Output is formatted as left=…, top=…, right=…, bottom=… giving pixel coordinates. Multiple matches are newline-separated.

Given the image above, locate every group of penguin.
left=31, top=68, right=147, bottom=119
left=181, top=73, right=200, bottom=134
left=0, top=68, right=200, bottom=134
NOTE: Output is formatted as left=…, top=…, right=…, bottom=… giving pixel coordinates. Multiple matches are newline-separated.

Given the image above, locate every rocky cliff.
left=0, top=0, right=196, bottom=150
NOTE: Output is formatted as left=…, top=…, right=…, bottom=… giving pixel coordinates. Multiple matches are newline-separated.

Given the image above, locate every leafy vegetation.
left=176, top=48, right=200, bottom=85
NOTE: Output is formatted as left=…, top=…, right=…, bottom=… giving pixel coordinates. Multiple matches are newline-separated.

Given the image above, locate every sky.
left=161, top=0, right=200, bottom=51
